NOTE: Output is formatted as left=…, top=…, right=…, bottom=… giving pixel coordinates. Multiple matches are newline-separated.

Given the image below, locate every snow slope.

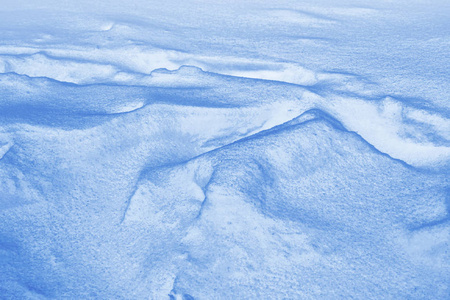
left=0, top=0, right=449, bottom=299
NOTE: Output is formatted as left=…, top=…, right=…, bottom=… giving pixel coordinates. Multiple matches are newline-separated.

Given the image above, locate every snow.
left=0, top=0, right=449, bottom=299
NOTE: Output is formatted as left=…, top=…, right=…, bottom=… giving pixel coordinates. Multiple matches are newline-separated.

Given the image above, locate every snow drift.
left=0, top=0, right=449, bottom=299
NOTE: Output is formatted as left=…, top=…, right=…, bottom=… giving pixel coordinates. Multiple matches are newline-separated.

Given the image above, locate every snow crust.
left=0, top=0, right=449, bottom=298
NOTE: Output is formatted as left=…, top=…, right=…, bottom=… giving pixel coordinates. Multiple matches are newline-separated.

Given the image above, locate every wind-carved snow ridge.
left=0, top=1, right=449, bottom=299
left=1, top=64, right=448, bottom=169
left=0, top=45, right=319, bottom=86
left=0, top=43, right=380, bottom=90
left=0, top=43, right=447, bottom=169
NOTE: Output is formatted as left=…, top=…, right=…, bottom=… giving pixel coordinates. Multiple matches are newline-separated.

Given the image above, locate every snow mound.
left=125, top=112, right=449, bottom=298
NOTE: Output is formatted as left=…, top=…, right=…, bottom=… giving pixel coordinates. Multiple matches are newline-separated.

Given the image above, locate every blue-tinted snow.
left=0, top=0, right=449, bottom=299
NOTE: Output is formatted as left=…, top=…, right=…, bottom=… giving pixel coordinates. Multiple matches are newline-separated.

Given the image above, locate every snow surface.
left=0, top=0, right=449, bottom=299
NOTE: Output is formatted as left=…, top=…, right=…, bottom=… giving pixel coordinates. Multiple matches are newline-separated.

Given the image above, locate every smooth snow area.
left=0, top=0, right=449, bottom=299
